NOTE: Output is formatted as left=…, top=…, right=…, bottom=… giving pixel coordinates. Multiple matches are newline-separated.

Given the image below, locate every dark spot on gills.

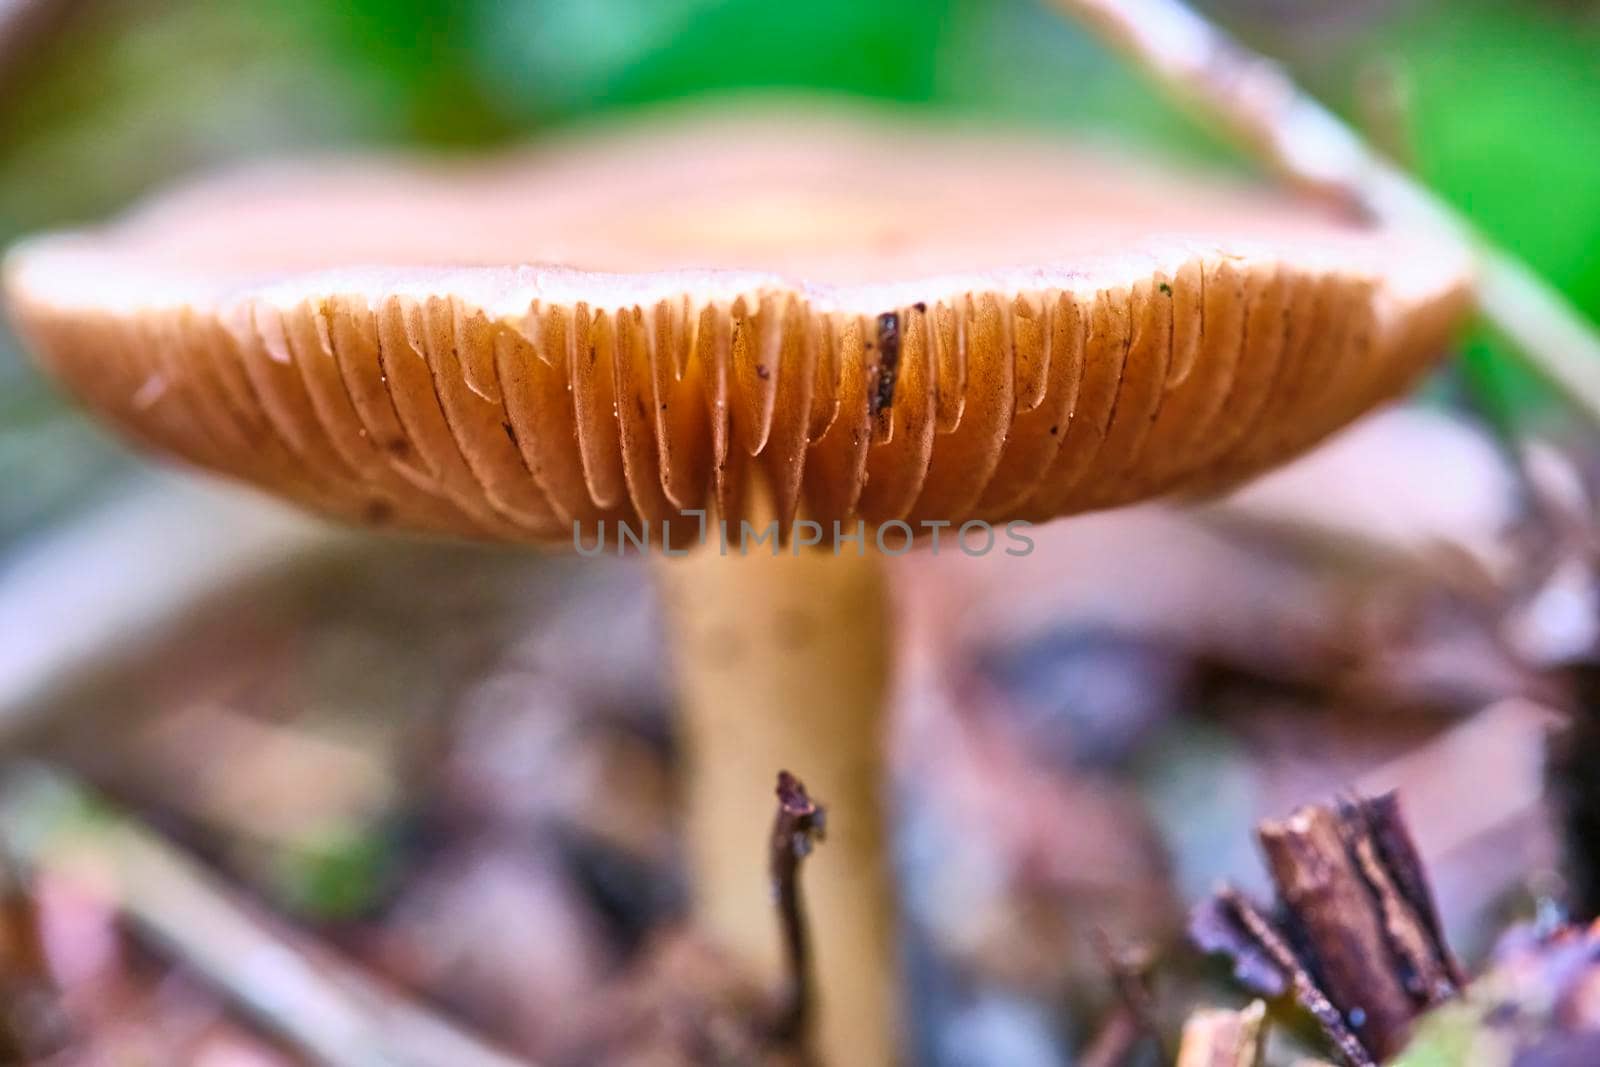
left=871, top=311, right=902, bottom=416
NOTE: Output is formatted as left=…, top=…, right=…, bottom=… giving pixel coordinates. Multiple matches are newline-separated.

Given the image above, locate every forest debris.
left=1176, top=1000, right=1267, bottom=1067
left=891, top=659, right=1177, bottom=989
left=566, top=771, right=824, bottom=1066
left=1393, top=921, right=1600, bottom=1066
left=371, top=842, right=614, bottom=1059
left=1258, top=805, right=1427, bottom=1055
left=1211, top=888, right=1376, bottom=1067
left=1189, top=893, right=1288, bottom=999
left=768, top=770, right=824, bottom=1046
left=0, top=765, right=532, bottom=1067
left=1193, top=792, right=1460, bottom=1066
left=440, top=676, right=676, bottom=864
left=1340, top=793, right=1466, bottom=992
left=564, top=931, right=806, bottom=1067
left=893, top=563, right=1180, bottom=990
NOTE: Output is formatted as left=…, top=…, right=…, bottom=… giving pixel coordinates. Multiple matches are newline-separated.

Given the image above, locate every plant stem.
left=1219, top=888, right=1377, bottom=1067
left=768, top=770, right=825, bottom=1048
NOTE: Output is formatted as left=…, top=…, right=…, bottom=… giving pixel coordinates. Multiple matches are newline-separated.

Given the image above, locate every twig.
left=1045, top=0, right=1600, bottom=425
left=1219, top=888, right=1377, bottom=1067
left=1195, top=790, right=1465, bottom=1066
left=768, top=769, right=825, bottom=1048
left=0, top=765, right=532, bottom=1067
left=1257, top=804, right=1416, bottom=1058
left=1339, top=792, right=1465, bottom=996
left=1175, top=1000, right=1267, bottom=1067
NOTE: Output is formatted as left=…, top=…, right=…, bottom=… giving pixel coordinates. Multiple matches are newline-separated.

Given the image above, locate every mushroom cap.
left=4, top=104, right=1472, bottom=544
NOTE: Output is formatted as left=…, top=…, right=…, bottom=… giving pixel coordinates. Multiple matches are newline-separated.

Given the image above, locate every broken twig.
left=1217, top=888, right=1376, bottom=1067
left=1193, top=792, right=1461, bottom=1067
left=1258, top=803, right=1417, bottom=1057
left=1338, top=793, right=1466, bottom=996
left=769, top=770, right=826, bottom=1049
left=568, top=771, right=826, bottom=1065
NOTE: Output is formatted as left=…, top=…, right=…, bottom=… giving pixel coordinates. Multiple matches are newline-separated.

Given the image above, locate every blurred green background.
left=2, top=0, right=1598, bottom=545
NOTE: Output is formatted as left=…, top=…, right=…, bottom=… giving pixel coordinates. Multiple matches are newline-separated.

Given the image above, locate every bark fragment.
left=1192, top=791, right=1460, bottom=1066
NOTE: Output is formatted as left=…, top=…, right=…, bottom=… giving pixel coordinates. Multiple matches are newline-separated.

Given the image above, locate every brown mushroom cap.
left=3, top=105, right=1472, bottom=543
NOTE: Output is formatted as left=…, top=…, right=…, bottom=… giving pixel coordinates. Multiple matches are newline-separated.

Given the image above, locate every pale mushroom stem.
left=655, top=538, right=899, bottom=1066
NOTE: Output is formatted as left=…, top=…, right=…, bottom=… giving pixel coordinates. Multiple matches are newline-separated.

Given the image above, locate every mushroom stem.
left=656, top=540, right=898, bottom=1066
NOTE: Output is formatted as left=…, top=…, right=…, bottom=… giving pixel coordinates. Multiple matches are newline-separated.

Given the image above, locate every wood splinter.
left=1192, top=791, right=1461, bottom=1067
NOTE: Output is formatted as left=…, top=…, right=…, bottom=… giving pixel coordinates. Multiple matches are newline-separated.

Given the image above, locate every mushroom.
left=2, top=104, right=1472, bottom=1064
